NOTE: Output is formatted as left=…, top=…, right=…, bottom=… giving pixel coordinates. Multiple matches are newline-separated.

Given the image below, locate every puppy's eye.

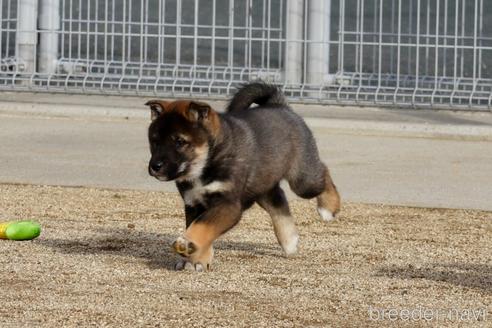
left=174, top=136, right=187, bottom=148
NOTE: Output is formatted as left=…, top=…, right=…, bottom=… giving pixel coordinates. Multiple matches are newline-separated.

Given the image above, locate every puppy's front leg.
left=173, top=201, right=241, bottom=271
left=184, top=204, right=205, bottom=228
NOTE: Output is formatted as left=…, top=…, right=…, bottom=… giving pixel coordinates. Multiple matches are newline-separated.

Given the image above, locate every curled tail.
left=226, top=82, right=287, bottom=112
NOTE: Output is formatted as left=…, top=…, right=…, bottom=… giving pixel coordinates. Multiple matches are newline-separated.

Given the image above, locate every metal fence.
left=1, top=0, right=491, bottom=110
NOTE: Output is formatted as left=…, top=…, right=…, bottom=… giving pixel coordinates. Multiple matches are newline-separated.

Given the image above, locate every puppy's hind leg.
left=257, top=184, right=299, bottom=256
left=288, top=162, right=340, bottom=222
left=316, top=167, right=341, bottom=222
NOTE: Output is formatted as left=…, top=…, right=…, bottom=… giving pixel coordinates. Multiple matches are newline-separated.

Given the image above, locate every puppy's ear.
left=187, top=101, right=221, bottom=138
left=145, top=100, right=169, bottom=121
left=188, top=101, right=211, bottom=122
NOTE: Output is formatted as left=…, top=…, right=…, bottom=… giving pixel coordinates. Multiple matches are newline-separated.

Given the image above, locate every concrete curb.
left=305, top=117, right=492, bottom=141
left=1, top=92, right=492, bottom=140
left=0, top=100, right=149, bottom=120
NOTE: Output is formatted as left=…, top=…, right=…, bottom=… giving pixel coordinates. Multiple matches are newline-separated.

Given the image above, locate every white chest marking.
left=183, top=181, right=232, bottom=206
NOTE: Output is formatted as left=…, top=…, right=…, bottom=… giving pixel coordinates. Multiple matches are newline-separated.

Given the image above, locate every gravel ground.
left=0, top=184, right=490, bottom=327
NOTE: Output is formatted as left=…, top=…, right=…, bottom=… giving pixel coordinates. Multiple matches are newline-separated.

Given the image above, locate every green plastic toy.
left=0, top=221, right=41, bottom=241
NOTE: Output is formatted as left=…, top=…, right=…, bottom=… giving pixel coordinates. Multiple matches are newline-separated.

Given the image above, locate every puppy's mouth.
left=149, top=162, right=189, bottom=182
left=148, top=165, right=171, bottom=181
left=153, top=174, right=170, bottom=182
left=149, top=169, right=169, bottom=181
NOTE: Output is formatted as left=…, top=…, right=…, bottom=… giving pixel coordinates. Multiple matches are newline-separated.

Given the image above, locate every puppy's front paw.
left=172, top=236, right=213, bottom=272
left=172, top=236, right=197, bottom=257
left=174, top=258, right=208, bottom=272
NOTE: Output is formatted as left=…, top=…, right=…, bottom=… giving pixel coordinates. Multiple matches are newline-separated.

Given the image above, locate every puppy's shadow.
left=38, top=227, right=280, bottom=271
left=375, top=263, right=492, bottom=293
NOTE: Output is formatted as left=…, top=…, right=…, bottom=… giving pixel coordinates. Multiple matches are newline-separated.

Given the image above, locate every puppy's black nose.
left=150, top=161, right=164, bottom=172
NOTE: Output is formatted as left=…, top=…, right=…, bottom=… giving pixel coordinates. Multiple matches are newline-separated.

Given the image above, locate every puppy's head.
left=145, top=100, right=220, bottom=182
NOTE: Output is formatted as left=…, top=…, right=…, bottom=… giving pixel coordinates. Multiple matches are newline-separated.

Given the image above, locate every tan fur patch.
left=184, top=202, right=241, bottom=249
left=256, top=191, right=299, bottom=256
left=316, top=169, right=341, bottom=217
left=184, top=223, right=217, bottom=249
left=271, top=215, right=299, bottom=256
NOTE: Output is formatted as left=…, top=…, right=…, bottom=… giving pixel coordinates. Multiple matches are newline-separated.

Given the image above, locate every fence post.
left=307, top=0, right=331, bottom=85
left=284, top=0, right=304, bottom=86
left=16, top=0, right=38, bottom=74
left=38, top=0, right=60, bottom=74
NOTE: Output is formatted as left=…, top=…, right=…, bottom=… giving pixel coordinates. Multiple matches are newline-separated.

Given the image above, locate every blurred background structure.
left=1, top=0, right=491, bottom=110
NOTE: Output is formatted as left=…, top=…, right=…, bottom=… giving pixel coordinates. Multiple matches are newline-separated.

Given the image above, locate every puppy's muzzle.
left=148, top=161, right=169, bottom=181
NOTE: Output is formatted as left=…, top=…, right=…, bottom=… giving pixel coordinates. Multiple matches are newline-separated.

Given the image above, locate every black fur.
left=226, top=82, right=287, bottom=113
left=181, top=83, right=328, bottom=216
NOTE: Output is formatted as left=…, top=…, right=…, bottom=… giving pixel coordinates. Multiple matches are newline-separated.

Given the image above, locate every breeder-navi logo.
left=369, top=306, right=487, bottom=322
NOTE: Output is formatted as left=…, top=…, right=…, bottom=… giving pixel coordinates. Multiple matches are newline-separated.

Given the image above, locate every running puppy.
left=146, top=82, right=340, bottom=271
